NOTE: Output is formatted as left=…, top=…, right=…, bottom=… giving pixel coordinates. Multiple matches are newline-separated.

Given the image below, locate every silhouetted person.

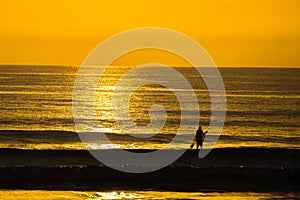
left=190, top=126, right=208, bottom=149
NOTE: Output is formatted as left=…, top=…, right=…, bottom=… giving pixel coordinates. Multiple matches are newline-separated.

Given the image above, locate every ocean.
left=0, top=65, right=299, bottom=150
left=0, top=65, right=299, bottom=199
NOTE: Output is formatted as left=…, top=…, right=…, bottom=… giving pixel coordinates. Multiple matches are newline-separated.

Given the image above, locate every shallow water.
left=0, top=190, right=298, bottom=200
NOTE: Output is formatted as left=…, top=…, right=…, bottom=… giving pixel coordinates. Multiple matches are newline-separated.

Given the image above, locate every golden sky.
left=1, top=0, right=299, bottom=67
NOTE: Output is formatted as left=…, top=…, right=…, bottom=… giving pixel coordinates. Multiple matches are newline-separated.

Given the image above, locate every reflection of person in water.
left=190, top=126, right=208, bottom=149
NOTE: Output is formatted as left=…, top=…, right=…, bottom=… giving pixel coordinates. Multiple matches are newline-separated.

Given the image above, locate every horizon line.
left=0, top=64, right=299, bottom=69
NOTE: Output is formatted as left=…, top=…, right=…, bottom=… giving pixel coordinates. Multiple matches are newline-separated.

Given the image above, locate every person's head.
left=199, top=126, right=202, bottom=129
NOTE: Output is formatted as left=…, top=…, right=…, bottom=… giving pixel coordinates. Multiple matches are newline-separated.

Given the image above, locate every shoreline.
left=0, top=130, right=299, bottom=150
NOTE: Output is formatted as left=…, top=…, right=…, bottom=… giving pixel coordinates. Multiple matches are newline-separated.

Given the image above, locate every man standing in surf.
left=190, top=126, right=208, bottom=149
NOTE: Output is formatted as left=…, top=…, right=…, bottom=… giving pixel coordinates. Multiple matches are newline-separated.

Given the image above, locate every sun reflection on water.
left=91, top=191, right=138, bottom=199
